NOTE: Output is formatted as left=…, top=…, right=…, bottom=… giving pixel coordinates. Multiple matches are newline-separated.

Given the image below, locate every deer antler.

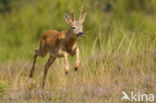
left=79, top=7, right=83, bottom=20
left=69, top=9, right=76, bottom=21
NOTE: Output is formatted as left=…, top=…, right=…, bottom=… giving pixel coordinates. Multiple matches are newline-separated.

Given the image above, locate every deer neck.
left=65, top=28, right=78, bottom=50
left=65, top=28, right=77, bottom=42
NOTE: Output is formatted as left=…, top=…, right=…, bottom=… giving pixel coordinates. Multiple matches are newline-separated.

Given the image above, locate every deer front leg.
left=64, top=52, right=69, bottom=75
left=58, top=49, right=70, bottom=75
left=74, top=48, right=80, bottom=71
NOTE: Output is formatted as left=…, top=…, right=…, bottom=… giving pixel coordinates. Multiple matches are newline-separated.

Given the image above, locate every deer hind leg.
left=42, top=56, right=56, bottom=89
left=29, top=49, right=39, bottom=78
left=29, top=48, right=47, bottom=78
left=74, top=48, right=80, bottom=71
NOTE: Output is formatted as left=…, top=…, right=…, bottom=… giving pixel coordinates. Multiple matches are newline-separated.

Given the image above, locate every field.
left=0, top=0, right=156, bottom=103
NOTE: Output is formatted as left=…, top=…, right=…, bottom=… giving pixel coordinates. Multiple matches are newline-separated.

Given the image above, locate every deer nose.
left=77, top=32, right=84, bottom=37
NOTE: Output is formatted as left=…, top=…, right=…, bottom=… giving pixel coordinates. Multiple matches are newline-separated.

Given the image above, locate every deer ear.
left=79, top=12, right=87, bottom=24
left=64, top=11, right=72, bottom=25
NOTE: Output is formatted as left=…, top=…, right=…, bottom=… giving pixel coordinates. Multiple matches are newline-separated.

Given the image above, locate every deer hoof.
left=74, top=67, right=78, bottom=71
left=65, top=71, right=69, bottom=75
left=29, top=74, right=33, bottom=78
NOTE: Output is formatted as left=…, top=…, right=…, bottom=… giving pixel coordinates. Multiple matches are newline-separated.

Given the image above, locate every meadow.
left=0, top=0, right=156, bottom=103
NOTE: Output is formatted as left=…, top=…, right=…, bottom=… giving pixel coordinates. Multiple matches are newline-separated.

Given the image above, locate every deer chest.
left=66, top=41, right=77, bottom=56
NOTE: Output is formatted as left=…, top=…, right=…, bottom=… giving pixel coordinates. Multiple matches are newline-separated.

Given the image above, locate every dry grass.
left=0, top=30, right=156, bottom=103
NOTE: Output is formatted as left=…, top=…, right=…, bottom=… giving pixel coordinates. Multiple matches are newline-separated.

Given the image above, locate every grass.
left=0, top=26, right=156, bottom=103
left=0, top=0, right=156, bottom=102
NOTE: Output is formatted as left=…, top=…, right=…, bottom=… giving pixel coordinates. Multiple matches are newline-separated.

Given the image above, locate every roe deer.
left=29, top=8, right=87, bottom=88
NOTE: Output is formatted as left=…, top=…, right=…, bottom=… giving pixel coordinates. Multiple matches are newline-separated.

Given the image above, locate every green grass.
left=0, top=26, right=156, bottom=102
left=0, top=0, right=156, bottom=102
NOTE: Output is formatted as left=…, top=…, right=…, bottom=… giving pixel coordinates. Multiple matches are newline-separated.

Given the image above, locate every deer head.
left=64, top=8, right=87, bottom=37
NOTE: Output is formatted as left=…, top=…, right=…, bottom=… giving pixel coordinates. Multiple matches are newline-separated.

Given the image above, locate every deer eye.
left=72, top=27, right=76, bottom=29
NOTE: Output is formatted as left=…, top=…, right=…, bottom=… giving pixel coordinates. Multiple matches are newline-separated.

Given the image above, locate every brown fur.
left=39, top=29, right=77, bottom=57
left=29, top=8, right=87, bottom=88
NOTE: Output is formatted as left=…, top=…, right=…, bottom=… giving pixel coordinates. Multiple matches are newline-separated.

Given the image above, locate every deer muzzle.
left=77, top=32, right=84, bottom=37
